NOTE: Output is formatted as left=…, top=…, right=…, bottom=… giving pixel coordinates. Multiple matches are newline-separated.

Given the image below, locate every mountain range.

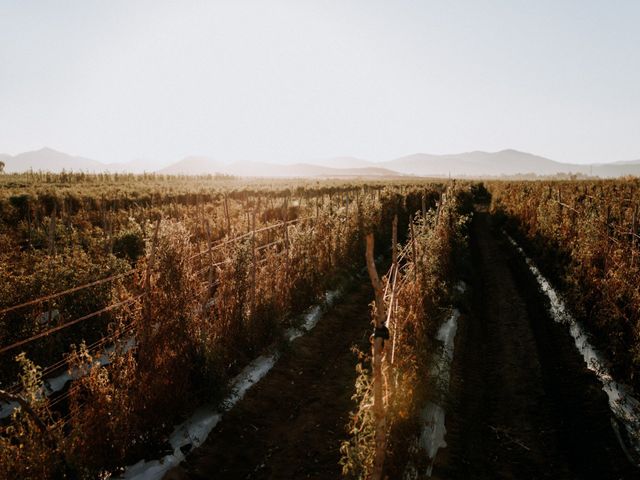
left=1, top=147, right=640, bottom=178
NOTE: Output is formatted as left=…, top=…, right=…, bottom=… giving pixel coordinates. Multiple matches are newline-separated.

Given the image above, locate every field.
left=1, top=174, right=639, bottom=479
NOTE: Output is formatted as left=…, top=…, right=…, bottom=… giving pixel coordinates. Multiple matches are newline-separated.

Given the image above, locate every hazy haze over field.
left=1, top=1, right=639, bottom=168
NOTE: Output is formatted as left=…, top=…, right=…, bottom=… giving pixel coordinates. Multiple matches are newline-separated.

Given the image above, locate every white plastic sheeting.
left=505, top=232, right=640, bottom=463
left=118, top=286, right=344, bottom=480
left=407, top=282, right=465, bottom=479
left=122, top=354, right=277, bottom=480
left=0, top=337, right=136, bottom=419
left=286, top=288, right=342, bottom=341
left=418, top=402, right=447, bottom=476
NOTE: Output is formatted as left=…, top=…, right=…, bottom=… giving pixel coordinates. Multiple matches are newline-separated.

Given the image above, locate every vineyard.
left=1, top=174, right=639, bottom=479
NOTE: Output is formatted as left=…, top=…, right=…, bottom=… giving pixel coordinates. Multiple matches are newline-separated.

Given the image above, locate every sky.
left=1, top=0, right=639, bottom=166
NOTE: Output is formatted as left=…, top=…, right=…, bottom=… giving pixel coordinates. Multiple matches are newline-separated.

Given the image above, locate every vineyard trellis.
left=342, top=186, right=460, bottom=479
left=1, top=223, right=300, bottom=360
left=4, top=223, right=272, bottom=418
left=0, top=212, right=326, bottom=410
left=0, top=180, right=447, bottom=478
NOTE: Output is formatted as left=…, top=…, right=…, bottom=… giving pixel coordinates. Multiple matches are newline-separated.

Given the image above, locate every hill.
left=3, top=147, right=640, bottom=178
left=2, top=147, right=104, bottom=173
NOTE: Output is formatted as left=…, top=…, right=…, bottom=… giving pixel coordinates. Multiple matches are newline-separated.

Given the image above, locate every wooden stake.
left=205, top=220, right=214, bottom=301
left=48, top=209, right=56, bottom=256
left=632, top=205, right=638, bottom=268
left=223, top=195, right=231, bottom=235
left=392, top=214, right=398, bottom=268
left=388, top=215, right=400, bottom=366
left=410, top=219, right=417, bottom=281
left=448, top=186, right=453, bottom=230
left=251, top=212, right=256, bottom=315
left=144, top=219, right=161, bottom=326
left=365, top=233, right=387, bottom=480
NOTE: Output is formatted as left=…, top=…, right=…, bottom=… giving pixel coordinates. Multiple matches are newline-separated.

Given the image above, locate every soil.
left=435, top=210, right=638, bottom=479
left=165, top=278, right=374, bottom=480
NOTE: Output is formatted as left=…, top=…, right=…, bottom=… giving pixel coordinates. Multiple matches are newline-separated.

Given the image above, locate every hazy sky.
left=1, top=1, right=639, bottom=165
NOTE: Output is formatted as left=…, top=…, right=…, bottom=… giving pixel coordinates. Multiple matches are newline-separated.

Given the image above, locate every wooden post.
left=144, top=219, right=161, bottom=326
left=107, top=215, right=114, bottom=254
left=448, top=186, right=453, bottom=230
left=251, top=212, right=256, bottom=315
left=389, top=215, right=400, bottom=366
left=223, top=195, right=231, bottom=235
left=46, top=210, right=58, bottom=330
left=61, top=196, right=67, bottom=230
left=286, top=196, right=290, bottom=221
left=196, top=240, right=204, bottom=278
left=48, top=209, right=56, bottom=256
left=27, top=201, right=33, bottom=246
left=365, top=233, right=387, bottom=480
left=632, top=205, right=638, bottom=268
left=436, top=193, right=445, bottom=226
left=392, top=214, right=398, bottom=268
left=422, top=192, right=426, bottom=219
left=205, top=220, right=214, bottom=301
left=410, top=219, right=417, bottom=281
left=283, top=216, right=290, bottom=252
left=327, top=226, right=333, bottom=270
left=282, top=218, right=290, bottom=284
left=558, top=188, right=563, bottom=223
left=346, top=193, right=349, bottom=219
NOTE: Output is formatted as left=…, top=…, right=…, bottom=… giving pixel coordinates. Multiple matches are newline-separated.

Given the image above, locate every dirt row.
left=436, top=211, right=636, bottom=479
left=166, top=279, right=373, bottom=479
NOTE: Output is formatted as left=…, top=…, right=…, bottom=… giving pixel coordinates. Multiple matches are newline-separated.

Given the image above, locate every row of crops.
left=489, top=179, right=640, bottom=391
left=3, top=173, right=639, bottom=479
left=0, top=174, right=447, bottom=479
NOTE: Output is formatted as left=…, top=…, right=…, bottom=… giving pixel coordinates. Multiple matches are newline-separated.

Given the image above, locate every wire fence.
left=0, top=215, right=326, bottom=352
left=0, top=206, right=354, bottom=423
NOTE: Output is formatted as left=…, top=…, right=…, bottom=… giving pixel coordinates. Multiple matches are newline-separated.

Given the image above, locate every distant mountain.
left=381, top=150, right=571, bottom=177
left=379, top=149, right=640, bottom=178
left=2, top=147, right=640, bottom=178
left=590, top=162, right=640, bottom=178
left=2, top=147, right=104, bottom=173
left=159, top=159, right=401, bottom=178
left=158, top=156, right=224, bottom=175
left=106, top=158, right=173, bottom=173
left=223, top=161, right=399, bottom=178
left=1, top=148, right=174, bottom=174
left=608, top=159, right=640, bottom=166
left=304, top=156, right=374, bottom=169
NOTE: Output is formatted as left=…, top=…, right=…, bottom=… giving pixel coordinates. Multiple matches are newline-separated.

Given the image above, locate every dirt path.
left=436, top=211, right=637, bottom=479
left=167, top=279, right=373, bottom=480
